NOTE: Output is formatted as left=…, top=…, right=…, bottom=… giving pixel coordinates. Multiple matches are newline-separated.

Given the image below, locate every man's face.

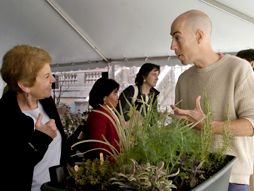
left=170, top=19, right=197, bottom=65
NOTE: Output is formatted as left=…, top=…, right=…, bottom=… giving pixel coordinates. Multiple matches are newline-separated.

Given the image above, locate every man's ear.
left=17, top=81, right=30, bottom=93
left=196, top=30, right=204, bottom=44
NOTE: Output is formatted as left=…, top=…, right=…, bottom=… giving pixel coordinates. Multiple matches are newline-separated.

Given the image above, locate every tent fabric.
left=1, top=0, right=254, bottom=95
left=0, top=0, right=253, bottom=71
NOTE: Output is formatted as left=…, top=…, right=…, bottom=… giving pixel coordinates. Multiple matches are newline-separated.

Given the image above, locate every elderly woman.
left=117, top=63, right=160, bottom=121
left=0, top=45, right=68, bottom=191
left=84, top=77, right=120, bottom=162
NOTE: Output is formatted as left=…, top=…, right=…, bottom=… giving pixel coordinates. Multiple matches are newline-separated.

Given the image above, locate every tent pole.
left=46, top=0, right=109, bottom=62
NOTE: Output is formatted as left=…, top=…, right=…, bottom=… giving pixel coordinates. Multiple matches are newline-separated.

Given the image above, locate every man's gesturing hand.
left=35, top=113, right=57, bottom=138
left=169, top=96, right=206, bottom=130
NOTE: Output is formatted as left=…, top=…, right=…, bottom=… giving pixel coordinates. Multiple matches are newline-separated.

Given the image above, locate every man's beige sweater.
left=175, top=54, right=254, bottom=184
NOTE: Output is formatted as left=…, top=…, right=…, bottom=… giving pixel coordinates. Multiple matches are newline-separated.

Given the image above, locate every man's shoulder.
left=222, top=54, right=252, bottom=72
left=178, top=65, right=195, bottom=78
left=222, top=54, right=249, bottom=66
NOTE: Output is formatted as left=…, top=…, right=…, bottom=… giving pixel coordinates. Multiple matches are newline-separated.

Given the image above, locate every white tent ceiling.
left=0, top=0, right=254, bottom=72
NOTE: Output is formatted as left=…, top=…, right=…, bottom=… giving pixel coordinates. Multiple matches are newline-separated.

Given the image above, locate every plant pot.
left=40, top=165, right=71, bottom=191
left=41, top=183, right=132, bottom=191
left=41, top=182, right=68, bottom=191
left=191, top=155, right=237, bottom=191
left=49, top=165, right=68, bottom=185
left=41, top=156, right=237, bottom=191
left=119, top=186, right=138, bottom=191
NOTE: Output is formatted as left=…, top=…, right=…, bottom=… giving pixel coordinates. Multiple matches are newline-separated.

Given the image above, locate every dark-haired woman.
left=117, top=63, right=160, bottom=121
left=85, top=77, right=120, bottom=161
left=236, top=49, right=254, bottom=71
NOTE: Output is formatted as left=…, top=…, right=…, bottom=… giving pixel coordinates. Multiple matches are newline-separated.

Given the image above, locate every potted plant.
left=110, top=159, right=178, bottom=191
left=108, top=92, right=235, bottom=190
left=41, top=91, right=236, bottom=190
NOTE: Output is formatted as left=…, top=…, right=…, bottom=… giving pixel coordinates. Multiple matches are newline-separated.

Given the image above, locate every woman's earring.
left=27, top=93, right=29, bottom=97
left=143, top=79, right=146, bottom=83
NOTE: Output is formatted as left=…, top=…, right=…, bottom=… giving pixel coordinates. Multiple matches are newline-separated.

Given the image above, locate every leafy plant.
left=111, top=159, right=178, bottom=191
left=124, top=97, right=202, bottom=174
left=200, top=90, right=214, bottom=162
left=173, top=154, right=206, bottom=189
left=72, top=157, right=115, bottom=191
left=214, top=102, right=233, bottom=161
left=71, top=102, right=136, bottom=164
left=70, top=89, right=234, bottom=190
left=201, top=91, right=233, bottom=168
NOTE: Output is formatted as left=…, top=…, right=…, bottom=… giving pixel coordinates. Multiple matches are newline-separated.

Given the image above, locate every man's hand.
left=169, top=96, right=205, bottom=130
left=35, top=113, right=57, bottom=138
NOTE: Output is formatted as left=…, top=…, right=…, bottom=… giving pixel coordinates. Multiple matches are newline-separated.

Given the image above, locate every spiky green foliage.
left=201, top=90, right=214, bottom=162
left=201, top=90, right=233, bottom=168
left=207, top=102, right=234, bottom=167
left=71, top=102, right=135, bottom=164
left=128, top=106, right=202, bottom=175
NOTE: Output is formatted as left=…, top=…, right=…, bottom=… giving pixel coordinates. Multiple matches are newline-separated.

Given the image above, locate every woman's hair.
left=135, top=63, right=160, bottom=86
left=1, top=44, right=52, bottom=93
left=89, top=78, right=119, bottom=109
left=236, top=49, right=254, bottom=62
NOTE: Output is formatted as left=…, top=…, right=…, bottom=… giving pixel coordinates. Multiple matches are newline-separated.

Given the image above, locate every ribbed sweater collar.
left=193, top=54, right=230, bottom=73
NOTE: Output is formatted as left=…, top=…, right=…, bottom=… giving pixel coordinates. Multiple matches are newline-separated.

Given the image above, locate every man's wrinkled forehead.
left=170, top=20, right=183, bottom=36
left=170, top=16, right=189, bottom=37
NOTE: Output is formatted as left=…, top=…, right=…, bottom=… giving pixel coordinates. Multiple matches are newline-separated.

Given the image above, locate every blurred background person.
left=84, top=77, right=120, bottom=162
left=236, top=49, right=254, bottom=71
left=117, top=63, right=160, bottom=122
left=0, top=45, right=68, bottom=191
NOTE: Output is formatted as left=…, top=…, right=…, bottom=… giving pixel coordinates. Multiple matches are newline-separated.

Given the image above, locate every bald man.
left=170, top=10, right=254, bottom=191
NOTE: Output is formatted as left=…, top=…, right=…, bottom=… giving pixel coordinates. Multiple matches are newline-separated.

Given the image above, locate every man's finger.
left=171, top=105, right=182, bottom=114
left=195, top=96, right=205, bottom=115
left=195, top=96, right=202, bottom=110
left=169, top=113, right=188, bottom=120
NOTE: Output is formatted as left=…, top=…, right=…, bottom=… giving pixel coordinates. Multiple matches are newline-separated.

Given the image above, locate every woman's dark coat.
left=0, top=91, right=68, bottom=191
left=117, top=85, right=160, bottom=121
